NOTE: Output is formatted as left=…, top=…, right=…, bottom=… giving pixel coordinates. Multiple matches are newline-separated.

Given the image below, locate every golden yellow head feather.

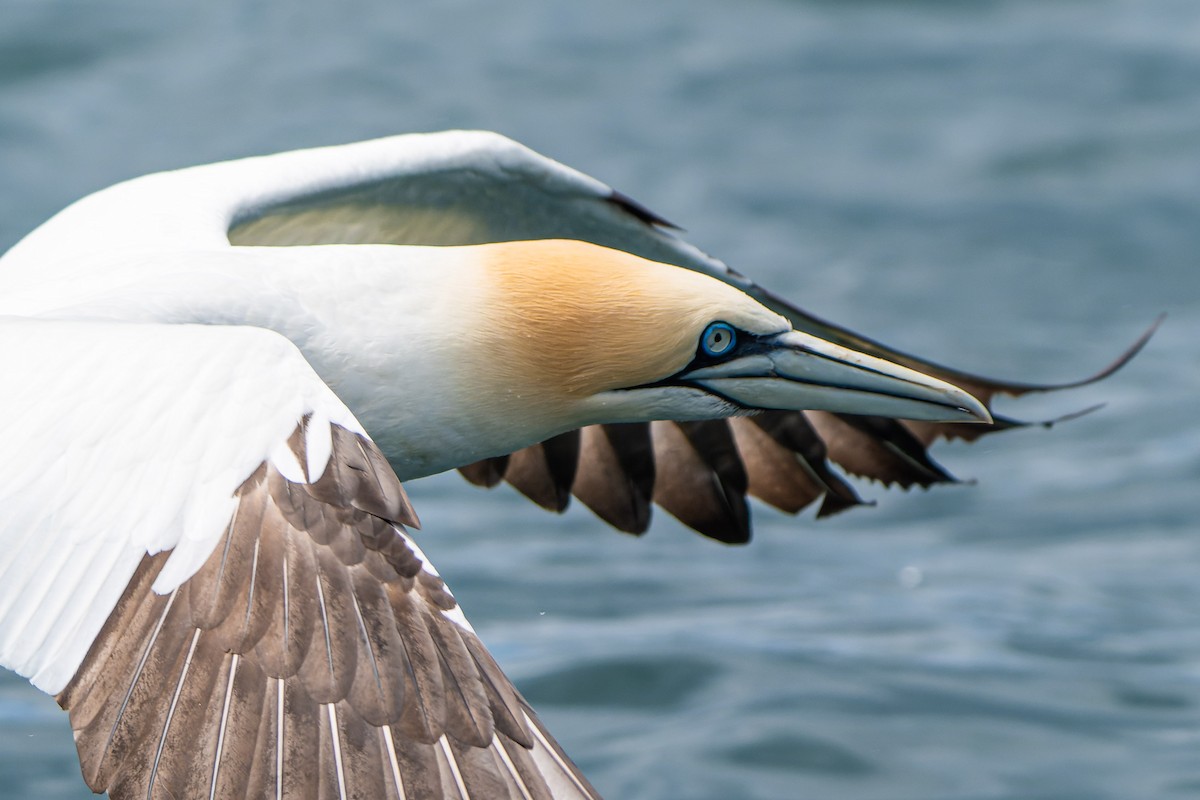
left=470, top=239, right=788, bottom=401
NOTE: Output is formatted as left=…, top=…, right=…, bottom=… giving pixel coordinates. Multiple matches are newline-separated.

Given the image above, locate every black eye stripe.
left=623, top=327, right=775, bottom=392
left=686, top=326, right=776, bottom=370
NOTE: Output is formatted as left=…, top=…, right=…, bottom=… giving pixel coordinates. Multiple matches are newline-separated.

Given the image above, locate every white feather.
left=0, top=319, right=359, bottom=692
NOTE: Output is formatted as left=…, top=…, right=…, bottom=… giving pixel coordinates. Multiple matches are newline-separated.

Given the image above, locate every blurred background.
left=0, top=1, right=1196, bottom=798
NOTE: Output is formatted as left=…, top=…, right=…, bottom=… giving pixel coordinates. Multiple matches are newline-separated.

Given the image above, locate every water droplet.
left=898, top=565, right=923, bottom=589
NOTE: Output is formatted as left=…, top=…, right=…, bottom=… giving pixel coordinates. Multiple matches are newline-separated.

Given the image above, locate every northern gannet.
left=0, top=131, right=1150, bottom=800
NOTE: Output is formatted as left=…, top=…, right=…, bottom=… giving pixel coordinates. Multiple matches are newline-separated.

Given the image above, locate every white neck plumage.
left=1, top=243, right=572, bottom=479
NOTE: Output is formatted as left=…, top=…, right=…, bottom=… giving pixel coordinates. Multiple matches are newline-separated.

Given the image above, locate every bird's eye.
left=701, top=322, right=737, bottom=357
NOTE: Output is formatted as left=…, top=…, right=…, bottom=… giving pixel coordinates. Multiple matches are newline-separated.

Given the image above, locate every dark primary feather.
left=57, top=422, right=599, bottom=800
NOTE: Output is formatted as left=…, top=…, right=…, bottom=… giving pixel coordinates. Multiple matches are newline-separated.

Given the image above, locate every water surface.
left=0, top=1, right=1196, bottom=797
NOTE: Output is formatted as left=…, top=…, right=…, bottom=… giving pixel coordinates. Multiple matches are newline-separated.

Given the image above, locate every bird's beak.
left=682, top=330, right=992, bottom=423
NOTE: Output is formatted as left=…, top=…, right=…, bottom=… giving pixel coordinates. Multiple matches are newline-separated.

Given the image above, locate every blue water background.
left=0, top=1, right=1197, bottom=797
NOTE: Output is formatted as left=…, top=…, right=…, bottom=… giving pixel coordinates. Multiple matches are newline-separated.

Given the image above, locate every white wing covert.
left=0, top=318, right=597, bottom=800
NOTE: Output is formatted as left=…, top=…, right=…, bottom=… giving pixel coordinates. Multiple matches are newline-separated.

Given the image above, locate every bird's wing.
left=221, top=132, right=1152, bottom=540
left=0, top=318, right=598, bottom=800
left=10, top=130, right=1149, bottom=542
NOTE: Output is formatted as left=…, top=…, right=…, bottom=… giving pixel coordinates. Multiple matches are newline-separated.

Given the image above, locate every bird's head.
left=465, top=239, right=990, bottom=432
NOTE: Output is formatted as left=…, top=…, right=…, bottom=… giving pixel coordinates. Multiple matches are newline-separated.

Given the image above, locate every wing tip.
left=998, top=314, right=1166, bottom=398
left=607, top=190, right=681, bottom=231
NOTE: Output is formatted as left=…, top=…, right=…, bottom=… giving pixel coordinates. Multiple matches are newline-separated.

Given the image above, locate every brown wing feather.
left=571, top=423, right=655, bottom=535
left=807, top=412, right=955, bottom=489
left=57, top=422, right=601, bottom=800
left=503, top=431, right=581, bottom=512
left=650, top=420, right=751, bottom=544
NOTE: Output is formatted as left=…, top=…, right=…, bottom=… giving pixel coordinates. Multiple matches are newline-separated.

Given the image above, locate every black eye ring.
left=701, top=322, right=737, bottom=357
